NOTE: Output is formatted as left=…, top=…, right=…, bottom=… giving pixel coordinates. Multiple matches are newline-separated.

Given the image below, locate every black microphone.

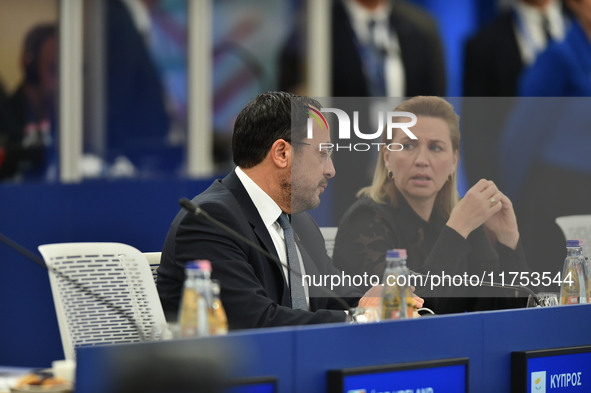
left=405, top=269, right=540, bottom=307
left=178, top=198, right=359, bottom=321
left=0, top=233, right=148, bottom=341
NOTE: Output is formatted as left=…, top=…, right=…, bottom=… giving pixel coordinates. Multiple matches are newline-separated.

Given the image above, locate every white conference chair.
left=38, top=242, right=167, bottom=360
left=143, top=251, right=162, bottom=284
left=320, top=227, right=338, bottom=258
left=555, top=215, right=591, bottom=260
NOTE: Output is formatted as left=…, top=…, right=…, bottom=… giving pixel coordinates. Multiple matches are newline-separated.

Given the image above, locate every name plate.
left=328, top=358, right=468, bottom=393
left=512, top=345, right=591, bottom=392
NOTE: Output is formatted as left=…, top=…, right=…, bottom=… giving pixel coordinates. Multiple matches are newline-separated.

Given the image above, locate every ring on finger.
left=489, top=197, right=497, bottom=206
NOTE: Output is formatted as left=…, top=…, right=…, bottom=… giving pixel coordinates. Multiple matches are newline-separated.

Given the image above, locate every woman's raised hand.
left=483, top=189, right=520, bottom=250
left=446, top=179, right=504, bottom=240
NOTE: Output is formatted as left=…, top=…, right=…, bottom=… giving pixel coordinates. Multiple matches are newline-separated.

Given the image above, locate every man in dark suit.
left=331, top=0, right=446, bottom=98
left=280, top=0, right=446, bottom=221
left=280, top=0, right=446, bottom=98
left=158, top=92, right=387, bottom=330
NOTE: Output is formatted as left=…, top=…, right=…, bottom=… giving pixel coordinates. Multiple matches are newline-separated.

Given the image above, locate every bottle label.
left=179, top=288, right=200, bottom=337
left=567, top=296, right=578, bottom=304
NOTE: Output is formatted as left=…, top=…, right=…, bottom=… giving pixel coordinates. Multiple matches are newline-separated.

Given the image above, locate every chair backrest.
left=320, top=227, right=338, bottom=258
left=143, top=252, right=161, bottom=284
left=38, top=242, right=167, bottom=360
left=555, top=215, right=591, bottom=260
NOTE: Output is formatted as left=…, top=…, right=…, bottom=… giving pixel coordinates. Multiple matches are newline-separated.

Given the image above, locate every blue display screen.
left=527, top=351, right=591, bottom=392
left=332, top=360, right=468, bottom=393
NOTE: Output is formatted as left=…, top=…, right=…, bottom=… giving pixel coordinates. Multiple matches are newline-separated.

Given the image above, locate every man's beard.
left=280, top=173, right=321, bottom=214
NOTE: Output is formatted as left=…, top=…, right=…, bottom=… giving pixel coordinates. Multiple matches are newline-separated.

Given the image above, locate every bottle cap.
left=185, top=260, right=200, bottom=269
left=566, top=239, right=582, bottom=247
left=196, top=260, right=212, bottom=272
left=387, top=249, right=407, bottom=258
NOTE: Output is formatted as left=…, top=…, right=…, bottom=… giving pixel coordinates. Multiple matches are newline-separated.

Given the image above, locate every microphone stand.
left=406, top=269, right=540, bottom=307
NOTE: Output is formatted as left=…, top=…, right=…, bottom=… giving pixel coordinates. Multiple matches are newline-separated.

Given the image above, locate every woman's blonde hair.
left=358, top=96, right=461, bottom=218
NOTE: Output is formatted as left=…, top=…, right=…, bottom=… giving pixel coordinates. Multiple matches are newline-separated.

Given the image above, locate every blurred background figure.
left=279, top=0, right=447, bottom=222
left=461, top=0, right=569, bottom=187
left=499, top=0, right=591, bottom=289
left=0, top=1, right=174, bottom=181
left=5, top=24, right=58, bottom=182
left=280, top=0, right=446, bottom=98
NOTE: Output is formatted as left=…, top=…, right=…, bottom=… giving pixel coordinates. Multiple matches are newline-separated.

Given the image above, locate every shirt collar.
left=234, top=166, right=283, bottom=229
left=514, top=0, right=565, bottom=42
left=342, top=0, right=392, bottom=44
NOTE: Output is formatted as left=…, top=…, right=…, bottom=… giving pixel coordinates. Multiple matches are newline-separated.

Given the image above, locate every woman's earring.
left=387, top=170, right=394, bottom=180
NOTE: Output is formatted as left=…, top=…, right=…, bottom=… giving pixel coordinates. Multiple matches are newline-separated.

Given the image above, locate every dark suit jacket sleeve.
left=158, top=196, right=354, bottom=330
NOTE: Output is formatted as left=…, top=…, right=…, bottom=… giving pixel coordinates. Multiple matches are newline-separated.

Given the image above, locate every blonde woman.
left=333, top=96, right=529, bottom=314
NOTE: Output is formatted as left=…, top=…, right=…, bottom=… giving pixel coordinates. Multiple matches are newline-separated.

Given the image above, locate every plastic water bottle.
left=178, top=260, right=211, bottom=337
left=559, top=240, right=590, bottom=305
left=380, top=249, right=415, bottom=320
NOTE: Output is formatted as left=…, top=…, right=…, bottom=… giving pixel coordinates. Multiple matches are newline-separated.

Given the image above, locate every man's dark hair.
left=232, top=91, right=322, bottom=168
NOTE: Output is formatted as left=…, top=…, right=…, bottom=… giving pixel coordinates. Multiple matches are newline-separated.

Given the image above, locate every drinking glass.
left=527, top=292, right=559, bottom=307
